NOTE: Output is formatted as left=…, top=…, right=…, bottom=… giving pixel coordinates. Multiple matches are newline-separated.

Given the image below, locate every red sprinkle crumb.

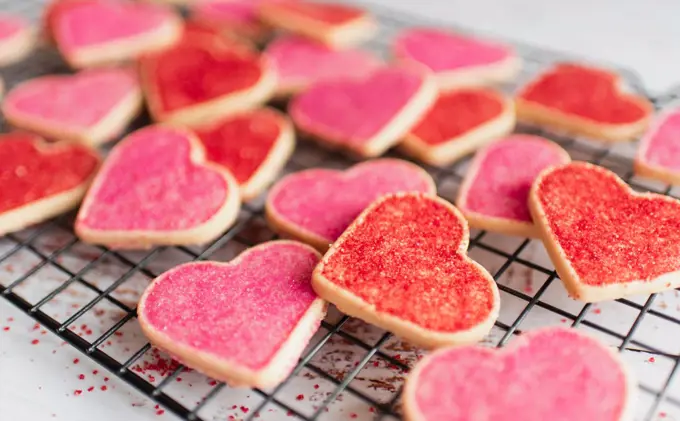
left=41, top=330, right=47, bottom=335
left=114, top=332, right=123, bottom=337
left=240, top=406, right=249, bottom=414
left=3, top=327, right=9, bottom=331
left=208, top=380, right=217, bottom=386
left=176, top=377, right=182, bottom=382
left=148, top=375, right=156, bottom=382
left=659, top=412, right=667, bottom=418
left=373, top=361, right=379, bottom=367
left=73, top=359, right=79, bottom=364
left=7, top=317, right=13, bottom=322
left=101, top=386, right=107, bottom=391
left=369, top=407, right=375, bottom=413
left=92, top=370, right=98, bottom=375
left=287, top=411, right=294, bottom=417
left=33, top=323, right=40, bottom=330
left=350, top=414, right=358, bottom=419
left=296, top=394, right=304, bottom=401
left=87, top=387, right=94, bottom=392
left=104, top=377, right=109, bottom=382
left=31, top=339, right=39, bottom=345
left=648, top=357, right=656, bottom=363
left=74, top=390, right=82, bottom=396
left=314, top=384, right=319, bottom=389
left=78, top=374, right=85, bottom=380
left=156, top=410, right=164, bottom=416
left=593, top=308, right=602, bottom=315
left=232, top=405, right=237, bottom=410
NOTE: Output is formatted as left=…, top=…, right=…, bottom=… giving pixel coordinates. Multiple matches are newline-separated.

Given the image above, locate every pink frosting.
left=4, top=68, right=139, bottom=129
left=394, top=28, right=512, bottom=73
left=410, top=328, right=630, bottom=421
left=77, top=126, right=229, bottom=231
left=265, top=36, right=380, bottom=91
left=0, top=13, right=26, bottom=41
left=193, top=0, right=258, bottom=24
left=640, top=109, right=680, bottom=172
left=268, top=159, right=434, bottom=242
left=290, top=66, right=427, bottom=144
left=140, top=242, right=322, bottom=370
left=460, top=135, right=568, bottom=222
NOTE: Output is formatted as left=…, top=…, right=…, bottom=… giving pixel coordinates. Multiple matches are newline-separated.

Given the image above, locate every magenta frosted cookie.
left=635, top=108, right=680, bottom=185
left=289, top=65, right=437, bottom=157
left=0, top=13, right=34, bottom=66
left=457, top=135, right=570, bottom=237
left=403, top=327, right=635, bottom=421
left=138, top=240, right=326, bottom=388
left=266, top=159, right=436, bottom=250
left=393, top=28, right=520, bottom=89
left=2, top=68, right=142, bottom=146
left=75, top=125, right=240, bottom=249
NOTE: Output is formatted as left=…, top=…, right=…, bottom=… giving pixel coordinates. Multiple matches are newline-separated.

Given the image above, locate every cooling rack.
left=1, top=1, right=679, bottom=420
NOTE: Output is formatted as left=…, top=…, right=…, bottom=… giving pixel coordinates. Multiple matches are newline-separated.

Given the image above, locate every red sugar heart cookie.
left=139, top=240, right=325, bottom=388
left=635, top=108, right=680, bottom=185
left=529, top=162, right=680, bottom=301
left=258, top=0, right=376, bottom=48
left=48, top=0, right=182, bottom=69
left=313, top=193, right=500, bottom=348
left=2, top=68, right=142, bottom=146
left=193, top=108, right=295, bottom=200
left=402, top=88, right=515, bottom=166
left=76, top=125, right=241, bottom=249
left=516, top=63, right=653, bottom=142
left=0, top=13, right=35, bottom=66
left=289, top=65, right=437, bottom=158
left=403, top=327, right=635, bottom=421
left=0, top=132, right=100, bottom=235
left=266, top=159, right=436, bottom=251
left=457, top=135, right=570, bottom=237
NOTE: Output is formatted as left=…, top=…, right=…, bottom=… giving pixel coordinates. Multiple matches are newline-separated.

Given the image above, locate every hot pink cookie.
left=635, top=108, right=680, bottom=185
left=2, top=68, right=142, bottom=146
left=138, top=240, right=326, bottom=388
left=457, top=135, right=570, bottom=237
left=403, top=327, right=636, bottom=421
left=393, top=28, right=521, bottom=89
left=76, top=125, right=241, bottom=249
left=0, top=13, right=34, bottom=66
left=289, top=65, right=437, bottom=157
left=265, top=36, right=381, bottom=96
left=266, top=159, right=436, bottom=250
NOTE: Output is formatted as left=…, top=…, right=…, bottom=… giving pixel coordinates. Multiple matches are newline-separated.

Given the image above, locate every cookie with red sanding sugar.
left=190, top=0, right=286, bottom=44
left=266, top=159, right=436, bottom=251
left=401, top=88, right=515, bottom=166
left=138, top=240, right=326, bottom=388
left=313, top=193, right=500, bottom=348
left=635, top=107, right=680, bottom=185
left=0, top=132, right=100, bottom=236
left=2, top=68, right=142, bottom=146
left=516, top=63, right=653, bottom=142
left=47, top=0, right=182, bottom=69
left=75, top=125, right=241, bottom=249
left=529, top=161, right=680, bottom=302
left=289, top=65, right=437, bottom=158
left=456, top=135, right=571, bottom=238
left=403, top=327, right=636, bottom=421
left=193, top=108, right=295, bottom=201
left=0, top=13, right=35, bottom=66
left=258, top=0, right=377, bottom=48
left=393, top=28, right=521, bottom=90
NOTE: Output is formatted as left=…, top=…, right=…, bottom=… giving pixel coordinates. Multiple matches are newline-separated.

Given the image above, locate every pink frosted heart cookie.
left=635, top=108, right=680, bottom=185
left=393, top=28, right=520, bottom=89
left=75, top=125, right=241, bottom=249
left=289, top=65, right=437, bottom=157
left=0, top=13, right=35, bottom=66
left=49, top=0, right=182, bottom=68
left=457, top=135, right=570, bottom=237
left=2, top=68, right=142, bottom=146
left=265, top=36, right=381, bottom=96
left=403, top=327, right=635, bottom=421
left=266, top=159, right=435, bottom=250
left=138, top=240, right=326, bottom=388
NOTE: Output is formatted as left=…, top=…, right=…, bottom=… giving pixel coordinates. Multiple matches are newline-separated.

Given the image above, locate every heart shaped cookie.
left=140, top=35, right=276, bottom=126
left=138, top=240, right=326, bottom=388
left=194, top=108, right=295, bottom=200
left=76, top=125, right=241, bottom=249
left=457, top=135, right=570, bottom=237
left=2, top=68, right=142, bottom=146
left=191, top=0, right=285, bottom=43
left=289, top=65, right=437, bottom=157
left=266, top=159, right=436, bottom=250
left=0, top=13, right=34, bottom=66
left=0, top=132, right=100, bottom=236
left=529, top=162, right=680, bottom=301
left=403, top=327, right=635, bottom=421
left=516, top=64, right=653, bottom=142
left=48, top=0, right=182, bottom=69
left=258, top=1, right=376, bottom=48
left=393, top=28, right=521, bottom=89
left=265, top=36, right=381, bottom=96
left=635, top=108, right=680, bottom=185
left=402, top=88, right=515, bottom=166
left=313, top=193, right=500, bottom=348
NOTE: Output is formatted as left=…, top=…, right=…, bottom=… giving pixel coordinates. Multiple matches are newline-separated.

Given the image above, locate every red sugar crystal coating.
left=519, top=64, right=648, bottom=124
left=410, top=89, right=505, bottom=145
left=410, top=328, right=629, bottom=421
left=320, top=194, right=495, bottom=332
left=140, top=242, right=322, bottom=370
left=0, top=132, right=99, bottom=214
left=262, top=2, right=364, bottom=25
left=536, top=162, right=680, bottom=286
left=639, top=109, right=680, bottom=172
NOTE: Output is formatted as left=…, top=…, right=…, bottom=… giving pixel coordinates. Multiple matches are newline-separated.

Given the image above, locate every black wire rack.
left=1, top=1, right=679, bottom=420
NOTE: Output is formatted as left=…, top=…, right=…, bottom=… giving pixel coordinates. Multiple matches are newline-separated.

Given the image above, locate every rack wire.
left=1, top=1, right=679, bottom=420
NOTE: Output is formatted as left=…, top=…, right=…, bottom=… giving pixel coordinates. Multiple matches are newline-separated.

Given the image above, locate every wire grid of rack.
left=1, top=1, right=679, bottom=420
